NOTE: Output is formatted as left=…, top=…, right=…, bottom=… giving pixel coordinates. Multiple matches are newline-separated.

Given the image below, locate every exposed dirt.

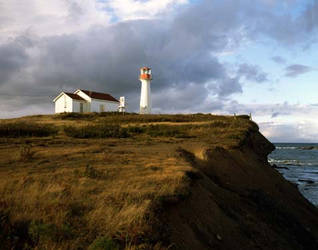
left=164, top=131, right=318, bottom=250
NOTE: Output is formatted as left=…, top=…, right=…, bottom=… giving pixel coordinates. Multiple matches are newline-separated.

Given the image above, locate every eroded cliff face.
left=165, top=131, right=318, bottom=250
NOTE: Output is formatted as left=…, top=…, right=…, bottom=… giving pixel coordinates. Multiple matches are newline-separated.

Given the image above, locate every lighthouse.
left=139, top=67, right=152, bottom=114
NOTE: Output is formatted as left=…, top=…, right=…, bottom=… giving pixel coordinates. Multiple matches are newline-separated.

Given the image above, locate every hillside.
left=0, top=113, right=318, bottom=250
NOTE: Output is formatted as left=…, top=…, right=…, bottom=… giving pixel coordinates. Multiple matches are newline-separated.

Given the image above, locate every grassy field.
left=0, top=113, right=259, bottom=249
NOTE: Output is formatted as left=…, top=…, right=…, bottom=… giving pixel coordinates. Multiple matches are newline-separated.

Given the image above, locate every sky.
left=0, top=0, right=317, bottom=142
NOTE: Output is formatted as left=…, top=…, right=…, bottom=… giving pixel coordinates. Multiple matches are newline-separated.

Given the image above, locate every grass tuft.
left=88, top=236, right=120, bottom=250
left=19, top=145, right=35, bottom=162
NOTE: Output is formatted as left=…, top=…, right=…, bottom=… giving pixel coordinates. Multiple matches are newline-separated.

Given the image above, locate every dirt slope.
left=165, top=132, right=318, bottom=250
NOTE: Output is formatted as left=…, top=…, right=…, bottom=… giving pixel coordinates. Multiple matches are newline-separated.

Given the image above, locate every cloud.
left=0, top=0, right=110, bottom=39
left=106, top=0, right=188, bottom=20
left=260, top=121, right=318, bottom=143
left=0, top=39, right=30, bottom=84
left=237, top=63, right=268, bottom=83
left=0, top=3, right=250, bottom=115
left=304, top=1, right=318, bottom=33
left=0, top=0, right=317, bottom=124
left=271, top=56, right=286, bottom=64
left=285, top=64, right=313, bottom=77
left=212, top=102, right=318, bottom=142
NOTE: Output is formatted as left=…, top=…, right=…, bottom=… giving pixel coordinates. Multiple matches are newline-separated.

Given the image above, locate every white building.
left=53, top=89, right=119, bottom=113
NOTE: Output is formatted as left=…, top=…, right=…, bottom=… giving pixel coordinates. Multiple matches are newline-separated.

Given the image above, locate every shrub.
left=55, top=112, right=93, bottom=120
left=208, top=120, right=230, bottom=128
left=19, top=145, right=35, bottom=161
left=0, top=122, right=58, bottom=137
left=28, top=221, right=59, bottom=243
left=126, top=126, right=145, bottom=134
left=144, top=125, right=188, bottom=138
left=28, top=220, right=73, bottom=243
left=83, top=165, right=104, bottom=179
left=64, top=124, right=191, bottom=138
left=64, top=124, right=129, bottom=138
left=88, top=237, right=119, bottom=250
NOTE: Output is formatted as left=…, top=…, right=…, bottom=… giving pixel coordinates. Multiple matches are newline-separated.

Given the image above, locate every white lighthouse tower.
left=139, top=67, right=152, bottom=114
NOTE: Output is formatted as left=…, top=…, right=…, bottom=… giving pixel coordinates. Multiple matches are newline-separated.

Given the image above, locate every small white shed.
left=53, top=89, right=119, bottom=114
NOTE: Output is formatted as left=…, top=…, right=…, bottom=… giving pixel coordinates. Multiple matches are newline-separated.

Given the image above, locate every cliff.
left=165, top=132, right=318, bottom=250
left=0, top=113, right=317, bottom=249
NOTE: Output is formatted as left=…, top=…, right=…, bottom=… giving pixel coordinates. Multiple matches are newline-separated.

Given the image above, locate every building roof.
left=64, top=92, right=86, bottom=101
left=80, top=90, right=119, bottom=102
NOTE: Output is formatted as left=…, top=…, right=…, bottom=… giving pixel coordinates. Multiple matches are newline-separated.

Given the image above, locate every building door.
left=80, top=103, right=84, bottom=113
left=99, top=104, right=104, bottom=112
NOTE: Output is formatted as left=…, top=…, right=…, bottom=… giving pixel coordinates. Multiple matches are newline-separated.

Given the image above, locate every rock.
left=298, top=179, right=315, bottom=184
left=300, top=146, right=316, bottom=150
left=272, top=164, right=289, bottom=170
left=216, top=234, right=222, bottom=241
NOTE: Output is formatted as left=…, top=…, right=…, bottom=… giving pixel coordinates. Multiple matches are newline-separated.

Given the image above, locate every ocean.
left=269, top=143, right=318, bottom=206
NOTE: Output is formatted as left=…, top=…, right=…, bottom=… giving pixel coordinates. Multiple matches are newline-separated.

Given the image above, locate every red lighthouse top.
left=140, top=67, right=152, bottom=80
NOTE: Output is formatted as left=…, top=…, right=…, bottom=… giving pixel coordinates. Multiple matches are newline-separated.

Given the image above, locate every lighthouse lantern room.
left=139, top=67, right=152, bottom=114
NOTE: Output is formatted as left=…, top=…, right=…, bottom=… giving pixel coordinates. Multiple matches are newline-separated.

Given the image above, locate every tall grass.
left=0, top=113, right=261, bottom=249
left=64, top=124, right=192, bottom=138
left=56, top=112, right=222, bottom=123
left=64, top=124, right=129, bottom=138
left=0, top=122, right=58, bottom=137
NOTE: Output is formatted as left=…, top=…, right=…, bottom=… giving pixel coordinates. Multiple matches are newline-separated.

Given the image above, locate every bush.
left=83, top=165, right=104, bottom=179
left=126, top=126, right=145, bottom=134
left=28, top=220, right=73, bottom=243
left=144, top=125, right=188, bottom=138
left=28, top=221, right=58, bottom=242
left=19, top=145, right=35, bottom=161
left=0, top=122, right=58, bottom=137
left=208, top=120, right=230, bottom=128
left=64, top=124, right=129, bottom=138
left=64, top=124, right=191, bottom=138
left=88, top=237, right=119, bottom=250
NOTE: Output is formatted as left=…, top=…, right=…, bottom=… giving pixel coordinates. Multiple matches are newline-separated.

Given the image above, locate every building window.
left=99, top=104, right=104, bottom=112
left=80, top=103, right=84, bottom=113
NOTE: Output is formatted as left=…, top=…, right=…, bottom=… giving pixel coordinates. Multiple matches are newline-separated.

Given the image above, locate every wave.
left=268, top=158, right=316, bottom=166
left=275, top=146, right=298, bottom=150
left=275, top=146, right=318, bottom=150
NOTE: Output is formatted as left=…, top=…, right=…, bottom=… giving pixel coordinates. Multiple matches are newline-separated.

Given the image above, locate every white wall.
left=54, top=91, right=119, bottom=113
left=55, top=94, right=73, bottom=113
left=91, top=99, right=119, bottom=112
left=140, top=79, right=151, bottom=114
left=72, top=100, right=90, bottom=113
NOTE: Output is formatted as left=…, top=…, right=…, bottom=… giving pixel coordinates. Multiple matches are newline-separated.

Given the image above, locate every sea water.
left=269, top=143, right=318, bottom=206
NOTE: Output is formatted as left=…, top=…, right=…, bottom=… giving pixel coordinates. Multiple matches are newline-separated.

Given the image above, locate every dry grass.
left=0, top=113, right=256, bottom=249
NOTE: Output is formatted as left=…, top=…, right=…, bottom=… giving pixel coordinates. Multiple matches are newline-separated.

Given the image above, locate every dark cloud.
left=0, top=0, right=318, bottom=117
left=0, top=15, right=243, bottom=113
left=237, top=63, right=268, bottom=83
left=304, top=1, right=318, bottom=33
left=285, top=64, right=313, bottom=77
left=271, top=111, right=291, bottom=118
left=0, top=40, right=29, bottom=84
left=271, top=56, right=286, bottom=64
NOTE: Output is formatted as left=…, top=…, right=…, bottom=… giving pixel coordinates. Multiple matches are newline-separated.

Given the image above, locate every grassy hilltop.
left=0, top=113, right=318, bottom=250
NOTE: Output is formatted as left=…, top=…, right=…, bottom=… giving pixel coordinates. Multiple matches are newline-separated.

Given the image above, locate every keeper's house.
left=53, top=89, right=119, bottom=113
